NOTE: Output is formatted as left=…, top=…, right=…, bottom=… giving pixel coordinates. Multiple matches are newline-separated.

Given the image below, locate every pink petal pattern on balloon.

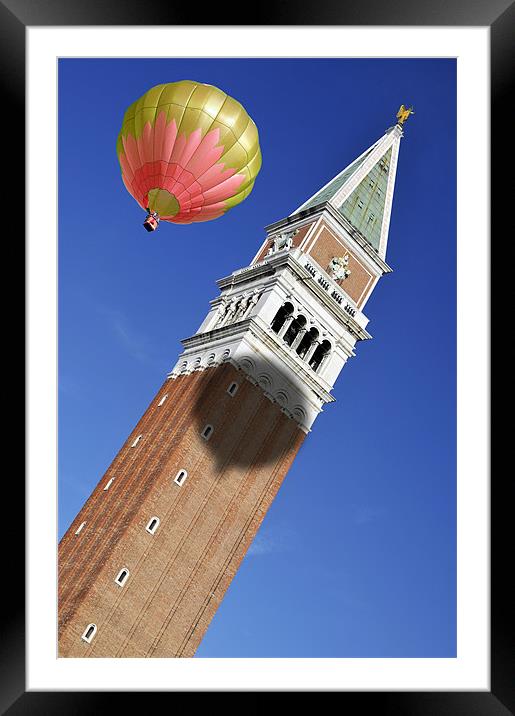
left=119, top=113, right=247, bottom=223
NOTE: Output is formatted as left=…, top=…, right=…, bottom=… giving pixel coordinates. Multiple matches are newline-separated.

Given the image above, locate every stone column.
left=291, top=327, right=307, bottom=352
left=317, top=350, right=332, bottom=376
left=277, top=314, right=294, bottom=339
left=304, top=339, right=320, bottom=364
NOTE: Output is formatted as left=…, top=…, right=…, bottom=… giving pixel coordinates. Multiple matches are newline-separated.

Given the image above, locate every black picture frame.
left=8, top=1, right=510, bottom=712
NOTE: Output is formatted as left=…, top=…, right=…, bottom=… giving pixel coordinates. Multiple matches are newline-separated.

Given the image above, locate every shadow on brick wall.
left=189, top=356, right=311, bottom=471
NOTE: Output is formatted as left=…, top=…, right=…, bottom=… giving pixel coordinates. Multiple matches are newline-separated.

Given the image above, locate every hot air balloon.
left=116, top=80, right=262, bottom=231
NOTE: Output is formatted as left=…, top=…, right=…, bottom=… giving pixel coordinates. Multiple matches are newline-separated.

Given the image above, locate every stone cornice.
left=180, top=317, right=254, bottom=349
left=216, top=261, right=275, bottom=290
left=180, top=316, right=336, bottom=406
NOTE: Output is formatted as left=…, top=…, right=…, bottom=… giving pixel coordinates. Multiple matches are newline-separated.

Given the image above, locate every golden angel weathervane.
left=396, top=104, right=415, bottom=125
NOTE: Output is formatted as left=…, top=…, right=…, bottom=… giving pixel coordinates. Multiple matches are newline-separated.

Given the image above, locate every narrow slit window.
left=103, top=478, right=114, bottom=491
left=81, top=623, right=97, bottom=643
left=227, top=382, right=239, bottom=396
left=131, top=435, right=143, bottom=447
left=201, top=424, right=213, bottom=441
left=115, top=568, right=130, bottom=587
left=174, top=469, right=188, bottom=486
left=75, top=521, right=86, bottom=535
left=146, top=516, right=160, bottom=535
left=158, top=394, right=168, bottom=406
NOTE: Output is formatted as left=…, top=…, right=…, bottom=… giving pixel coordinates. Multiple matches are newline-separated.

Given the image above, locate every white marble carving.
left=266, top=228, right=299, bottom=255
left=328, top=254, right=351, bottom=281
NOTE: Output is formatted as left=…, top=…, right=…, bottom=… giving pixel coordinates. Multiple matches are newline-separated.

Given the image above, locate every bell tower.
left=58, top=115, right=408, bottom=658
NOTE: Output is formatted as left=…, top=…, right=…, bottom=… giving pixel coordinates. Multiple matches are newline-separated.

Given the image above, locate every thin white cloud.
left=247, top=524, right=297, bottom=557
left=353, top=505, right=386, bottom=525
left=97, top=304, right=168, bottom=370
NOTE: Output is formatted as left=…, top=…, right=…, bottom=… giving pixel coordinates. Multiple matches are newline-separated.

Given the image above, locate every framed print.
left=56, top=55, right=456, bottom=666
left=7, top=0, right=511, bottom=712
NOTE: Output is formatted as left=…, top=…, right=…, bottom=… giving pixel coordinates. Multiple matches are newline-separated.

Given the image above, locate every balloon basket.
left=143, top=216, right=159, bottom=232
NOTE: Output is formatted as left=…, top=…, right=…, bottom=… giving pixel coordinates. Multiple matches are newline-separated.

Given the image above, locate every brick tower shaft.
left=59, top=364, right=303, bottom=657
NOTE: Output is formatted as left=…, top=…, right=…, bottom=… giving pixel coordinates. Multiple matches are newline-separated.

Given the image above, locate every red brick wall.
left=253, top=219, right=378, bottom=308
left=305, top=222, right=377, bottom=308
left=58, top=364, right=305, bottom=657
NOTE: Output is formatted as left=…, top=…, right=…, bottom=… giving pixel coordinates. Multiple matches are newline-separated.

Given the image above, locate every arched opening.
left=115, top=568, right=130, bottom=587
left=275, top=390, right=289, bottom=407
left=201, top=424, right=214, bottom=441
left=283, top=314, right=307, bottom=346
left=296, top=328, right=319, bottom=359
left=309, top=340, right=331, bottom=372
left=270, top=302, right=294, bottom=334
left=227, top=382, right=239, bottom=396
left=146, top=516, right=160, bottom=535
left=174, top=469, right=188, bottom=486
left=257, top=374, right=272, bottom=391
left=81, top=623, right=97, bottom=643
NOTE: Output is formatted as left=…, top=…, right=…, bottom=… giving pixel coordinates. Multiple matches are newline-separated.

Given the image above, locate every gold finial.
left=396, top=104, right=415, bottom=125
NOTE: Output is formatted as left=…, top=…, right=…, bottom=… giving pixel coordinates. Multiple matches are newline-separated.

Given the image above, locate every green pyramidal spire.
left=292, top=117, right=408, bottom=260
left=338, top=145, right=393, bottom=252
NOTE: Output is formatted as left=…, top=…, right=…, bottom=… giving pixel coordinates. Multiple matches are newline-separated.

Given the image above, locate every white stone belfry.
left=169, top=118, right=407, bottom=433
left=169, top=245, right=371, bottom=433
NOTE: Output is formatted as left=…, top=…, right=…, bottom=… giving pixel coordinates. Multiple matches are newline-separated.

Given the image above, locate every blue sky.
left=58, top=58, right=456, bottom=658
